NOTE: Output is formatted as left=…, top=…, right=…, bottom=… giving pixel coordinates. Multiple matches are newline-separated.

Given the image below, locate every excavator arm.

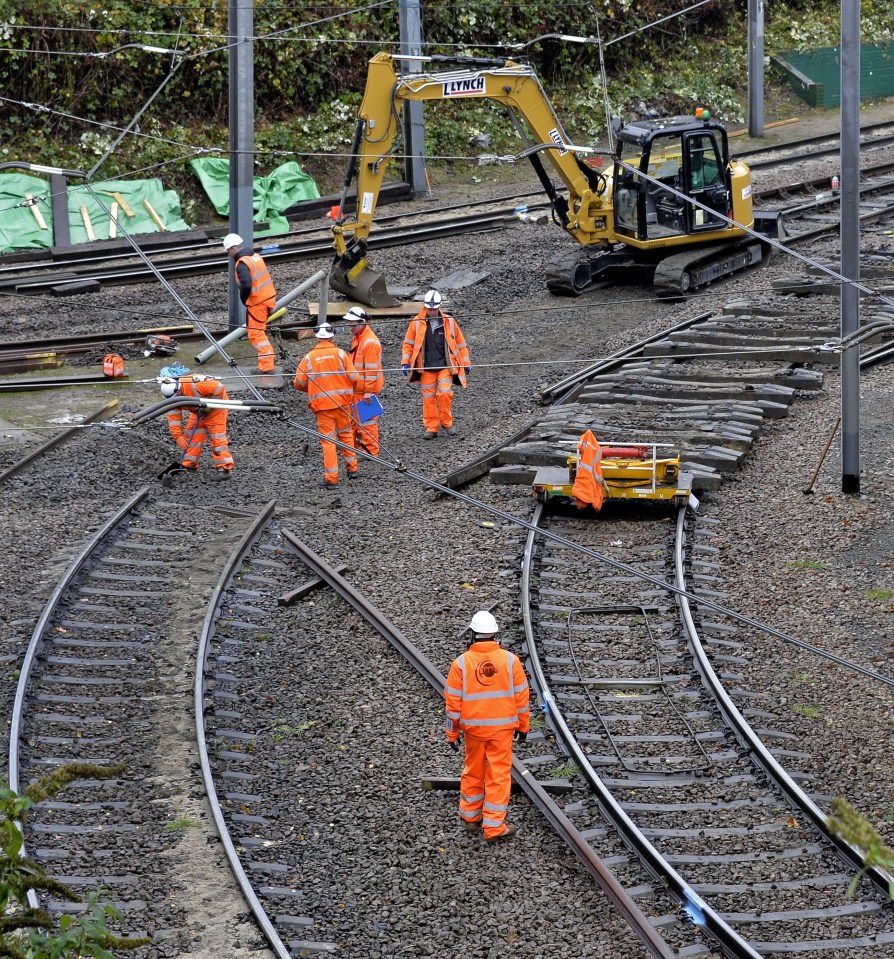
left=330, top=52, right=613, bottom=305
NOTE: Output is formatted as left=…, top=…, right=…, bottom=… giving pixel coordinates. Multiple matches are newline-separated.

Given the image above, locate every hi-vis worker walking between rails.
left=444, top=610, right=530, bottom=842
left=346, top=306, right=384, bottom=457
left=402, top=289, right=470, bottom=440
left=158, top=366, right=234, bottom=480
left=293, top=322, right=360, bottom=489
left=224, top=233, right=278, bottom=374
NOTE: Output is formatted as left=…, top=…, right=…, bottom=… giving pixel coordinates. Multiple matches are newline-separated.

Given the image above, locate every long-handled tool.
left=803, top=416, right=841, bottom=495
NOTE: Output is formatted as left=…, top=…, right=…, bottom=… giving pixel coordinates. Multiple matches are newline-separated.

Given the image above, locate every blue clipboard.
left=356, top=395, right=384, bottom=423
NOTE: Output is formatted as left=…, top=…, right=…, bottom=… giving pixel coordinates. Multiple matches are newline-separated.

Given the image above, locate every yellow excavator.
left=331, top=53, right=778, bottom=305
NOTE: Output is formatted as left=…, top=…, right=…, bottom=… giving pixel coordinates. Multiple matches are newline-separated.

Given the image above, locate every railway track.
left=517, top=501, right=894, bottom=953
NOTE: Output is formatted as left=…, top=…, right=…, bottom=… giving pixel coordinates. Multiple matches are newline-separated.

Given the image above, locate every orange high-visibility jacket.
left=166, top=374, right=228, bottom=441
left=234, top=252, right=276, bottom=309
left=572, top=429, right=605, bottom=511
left=401, top=309, right=470, bottom=387
left=293, top=342, right=358, bottom=412
left=350, top=325, right=384, bottom=396
left=444, top=640, right=530, bottom=741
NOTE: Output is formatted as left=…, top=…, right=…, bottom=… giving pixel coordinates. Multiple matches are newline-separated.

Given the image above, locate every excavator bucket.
left=330, top=257, right=400, bottom=309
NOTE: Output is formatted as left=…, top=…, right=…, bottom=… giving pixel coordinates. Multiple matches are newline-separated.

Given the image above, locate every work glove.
left=176, top=438, right=188, bottom=451
left=514, top=730, right=527, bottom=745
left=448, top=739, right=460, bottom=753
left=464, top=367, right=471, bottom=375
left=402, top=364, right=410, bottom=377
left=363, top=394, right=374, bottom=404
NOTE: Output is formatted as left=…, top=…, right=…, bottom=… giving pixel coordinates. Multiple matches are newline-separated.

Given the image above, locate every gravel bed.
left=2, top=102, right=894, bottom=956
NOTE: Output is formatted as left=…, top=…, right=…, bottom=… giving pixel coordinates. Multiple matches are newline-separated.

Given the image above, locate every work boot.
left=347, top=471, right=359, bottom=480
left=485, top=824, right=516, bottom=842
left=211, top=470, right=231, bottom=482
left=462, top=819, right=482, bottom=832
left=319, top=480, right=338, bottom=490
left=424, top=431, right=438, bottom=440
left=443, top=426, right=456, bottom=436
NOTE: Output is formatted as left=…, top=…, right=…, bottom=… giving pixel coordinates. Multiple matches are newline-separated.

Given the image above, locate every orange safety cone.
left=325, top=205, right=341, bottom=220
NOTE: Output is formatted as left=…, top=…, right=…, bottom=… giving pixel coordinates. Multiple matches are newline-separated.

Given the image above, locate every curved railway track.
left=517, top=501, right=894, bottom=954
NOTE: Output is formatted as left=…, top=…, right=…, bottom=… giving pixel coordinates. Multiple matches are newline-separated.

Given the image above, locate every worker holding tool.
left=158, top=364, right=234, bottom=480
left=293, top=322, right=360, bottom=489
left=224, top=233, right=278, bottom=375
left=401, top=289, right=471, bottom=440
left=346, top=306, right=384, bottom=457
left=443, top=610, right=530, bottom=842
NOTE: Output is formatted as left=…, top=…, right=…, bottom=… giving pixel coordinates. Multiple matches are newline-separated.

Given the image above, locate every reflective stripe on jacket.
left=234, top=251, right=276, bottom=307
left=572, top=429, right=605, bottom=511
left=443, top=640, right=530, bottom=739
left=350, top=325, right=384, bottom=395
left=401, top=310, right=470, bottom=387
left=166, top=375, right=228, bottom=440
left=293, top=342, right=358, bottom=412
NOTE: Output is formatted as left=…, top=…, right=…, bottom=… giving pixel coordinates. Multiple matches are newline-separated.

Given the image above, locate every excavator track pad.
left=653, top=240, right=770, bottom=300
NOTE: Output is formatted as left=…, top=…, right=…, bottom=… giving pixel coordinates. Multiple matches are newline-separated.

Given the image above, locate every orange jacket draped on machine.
left=350, top=324, right=384, bottom=457
left=293, top=342, right=360, bottom=486
left=166, top=374, right=234, bottom=472
left=401, top=309, right=470, bottom=434
left=572, top=429, right=605, bottom=511
left=234, top=250, right=277, bottom=373
left=444, top=641, right=530, bottom=840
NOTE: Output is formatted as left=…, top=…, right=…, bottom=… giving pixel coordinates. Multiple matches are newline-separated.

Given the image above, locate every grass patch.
left=164, top=816, right=201, bottom=831
left=868, top=588, right=894, bottom=602
left=549, top=762, right=579, bottom=779
left=792, top=559, right=827, bottom=571
left=793, top=705, right=822, bottom=719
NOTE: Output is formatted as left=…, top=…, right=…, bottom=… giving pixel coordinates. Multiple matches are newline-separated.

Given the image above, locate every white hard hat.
left=222, top=233, right=243, bottom=251
left=159, top=376, right=179, bottom=398
left=345, top=306, right=369, bottom=325
left=469, top=610, right=499, bottom=635
left=315, top=322, right=335, bottom=339
left=423, top=289, right=443, bottom=309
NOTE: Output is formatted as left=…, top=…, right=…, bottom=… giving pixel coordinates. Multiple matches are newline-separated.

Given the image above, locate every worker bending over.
left=444, top=610, right=530, bottom=842
left=346, top=306, right=384, bottom=457
left=159, top=367, right=234, bottom=480
left=401, top=289, right=470, bottom=440
left=224, top=233, right=278, bottom=374
left=293, top=322, right=359, bottom=489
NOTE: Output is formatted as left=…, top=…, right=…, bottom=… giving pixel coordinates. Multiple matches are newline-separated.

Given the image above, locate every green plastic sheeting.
left=189, top=158, right=320, bottom=236
left=68, top=178, right=189, bottom=246
left=0, top=173, right=55, bottom=253
left=0, top=174, right=190, bottom=253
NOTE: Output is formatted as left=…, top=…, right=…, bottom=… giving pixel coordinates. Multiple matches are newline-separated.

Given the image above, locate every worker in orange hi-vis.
left=572, top=429, right=607, bottom=511
left=293, top=322, right=360, bottom=489
left=345, top=306, right=384, bottom=457
left=443, top=610, right=530, bottom=842
left=401, top=289, right=470, bottom=440
left=224, top=233, right=278, bottom=374
left=158, top=367, right=234, bottom=481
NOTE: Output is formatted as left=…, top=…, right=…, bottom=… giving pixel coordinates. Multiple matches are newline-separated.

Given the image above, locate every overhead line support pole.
left=399, top=0, right=427, bottom=194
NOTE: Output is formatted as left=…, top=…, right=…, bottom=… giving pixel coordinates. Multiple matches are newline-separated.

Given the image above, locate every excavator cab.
left=612, top=116, right=731, bottom=244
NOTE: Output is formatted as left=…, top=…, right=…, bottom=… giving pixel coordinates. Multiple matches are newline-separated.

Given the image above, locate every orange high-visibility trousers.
left=247, top=302, right=275, bottom=372
left=353, top=413, right=380, bottom=457
left=419, top=368, right=454, bottom=432
left=459, top=729, right=514, bottom=840
left=315, top=407, right=357, bottom=485
left=181, top=410, right=233, bottom=471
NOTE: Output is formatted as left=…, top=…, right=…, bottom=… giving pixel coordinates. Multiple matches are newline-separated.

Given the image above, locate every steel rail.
left=277, top=527, right=678, bottom=959
left=672, top=508, right=894, bottom=900
left=520, top=502, right=763, bottom=959
left=0, top=399, right=119, bottom=485
left=7, top=485, right=151, bottom=908
left=194, top=499, right=291, bottom=959
left=736, top=119, right=894, bottom=166
left=7, top=211, right=515, bottom=295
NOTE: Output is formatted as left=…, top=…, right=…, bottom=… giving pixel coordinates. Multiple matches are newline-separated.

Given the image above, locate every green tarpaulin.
left=0, top=174, right=190, bottom=253
left=189, top=158, right=320, bottom=236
